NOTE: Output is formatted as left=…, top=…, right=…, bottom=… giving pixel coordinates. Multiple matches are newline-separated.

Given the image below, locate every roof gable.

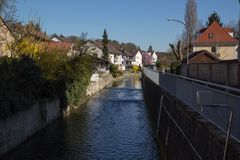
left=181, top=50, right=219, bottom=63
left=193, top=22, right=238, bottom=45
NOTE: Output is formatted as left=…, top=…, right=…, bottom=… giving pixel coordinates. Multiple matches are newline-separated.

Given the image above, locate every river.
left=3, top=75, right=160, bottom=160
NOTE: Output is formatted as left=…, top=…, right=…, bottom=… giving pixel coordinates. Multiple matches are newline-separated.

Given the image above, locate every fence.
left=144, top=67, right=240, bottom=141
left=181, top=62, right=239, bottom=88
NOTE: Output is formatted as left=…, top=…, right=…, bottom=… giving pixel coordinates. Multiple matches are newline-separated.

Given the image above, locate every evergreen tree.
left=102, top=29, right=109, bottom=60
left=148, top=45, right=153, bottom=52
left=137, top=46, right=141, bottom=51
left=206, top=11, right=223, bottom=26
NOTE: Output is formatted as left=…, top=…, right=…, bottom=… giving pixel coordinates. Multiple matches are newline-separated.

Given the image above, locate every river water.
left=3, top=75, right=160, bottom=160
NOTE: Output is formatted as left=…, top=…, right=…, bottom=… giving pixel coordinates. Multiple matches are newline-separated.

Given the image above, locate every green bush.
left=156, top=60, right=161, bottom=68
left=37, top=53, right=93, bottom=109
left=0, top=55, right=44, bottom=119
left=170, top=62, right=181, bottom=75
left=65, top=55, right=93, bottom=108
left=110, top=64, right=123, bottom=78
left=0, top=52, right=94, bottom=118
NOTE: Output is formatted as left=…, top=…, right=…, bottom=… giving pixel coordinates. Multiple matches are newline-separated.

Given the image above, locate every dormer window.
left=208, top=33, right=214, bottom=39
left=211, top=46, right=216, bottom=53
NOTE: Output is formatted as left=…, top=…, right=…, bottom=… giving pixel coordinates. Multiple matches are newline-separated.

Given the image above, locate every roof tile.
left=193, top=22, right=238, bottom=45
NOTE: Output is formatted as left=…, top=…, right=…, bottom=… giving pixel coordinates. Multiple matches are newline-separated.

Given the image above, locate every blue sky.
left=16, top=0, right=240, bottom=52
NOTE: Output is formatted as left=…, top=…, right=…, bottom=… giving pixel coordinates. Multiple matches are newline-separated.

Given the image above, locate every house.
left=85, top=41, right=103, bottom=58
left=90, top=56, right=110, bottom=81
left=192, top=21, right=238, bottom=60
left=151, top=51, right=158, bottom=64
left=181, top=50, right=219, bottom=64
left=131, top=51, right=142, bottom=67
left=51, top=35, right=62, bottom=42
left=50, top=34, right=72, bottom=43
left=111, top=48, right=125, bottom=71
left=90, top=40, right=127, bottom=71
left=0, top=17, right=15, bottom=56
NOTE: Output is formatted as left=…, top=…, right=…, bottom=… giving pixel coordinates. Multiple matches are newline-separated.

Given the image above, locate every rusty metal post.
left=156, top=95, right=163, bottom=139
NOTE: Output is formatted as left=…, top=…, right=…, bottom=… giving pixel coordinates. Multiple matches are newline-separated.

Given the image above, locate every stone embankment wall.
left=87, top=74, right=114, bottom=97
left=87, top=73, right=140, bottom=97
left=0, top=98, right=61, bottom=157
left=142, top=73, right=240, bottom=160
left=0, top=72, right=138, bottom=158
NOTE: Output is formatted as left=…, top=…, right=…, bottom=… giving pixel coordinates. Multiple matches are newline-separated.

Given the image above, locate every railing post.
left=156, top=95, right=163, bottom=139
left=223, top=111, right=233, bottom=160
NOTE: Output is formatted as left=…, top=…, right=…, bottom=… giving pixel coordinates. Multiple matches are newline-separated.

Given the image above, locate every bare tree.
left=0, top=0, right=16, bottom=22
left=5, top=18, right=49, bottom=58
left=184, top=0, right=197, bottom=51
left=225, top=20, right=239, bottom=38
left=70, top=32, right=90, bottom=57
left=169, top=41, right=183, bottom=63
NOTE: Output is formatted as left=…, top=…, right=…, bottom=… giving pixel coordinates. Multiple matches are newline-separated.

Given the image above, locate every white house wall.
left=109, top=54, right=114, bottom=64
left=132, top=51, right=142, bottom=67
left=152, top=52, right=158, bottom=64
left=88, top=47, right=103, bottom=58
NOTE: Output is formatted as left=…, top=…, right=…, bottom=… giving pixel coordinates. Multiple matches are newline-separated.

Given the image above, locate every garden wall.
left=181, top=61, right=239, bottom=87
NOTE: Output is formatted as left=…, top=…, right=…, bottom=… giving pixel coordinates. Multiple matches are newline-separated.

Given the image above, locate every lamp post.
left=167, top=18, right=189, bottom=64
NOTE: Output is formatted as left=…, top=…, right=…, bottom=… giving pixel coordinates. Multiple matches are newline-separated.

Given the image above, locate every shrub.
left=0, top=55, right=44, bottom=119
left=110, top=64, right=122, bottom=78
left=65, top=55, right=93, bottom=108
left=132, top=65, right=140, bottom=73
left=0, top=50, right=94, bottom=118
left=170, top=62, right=181, bottom=75
left=156, top=60, right=161, bottom=68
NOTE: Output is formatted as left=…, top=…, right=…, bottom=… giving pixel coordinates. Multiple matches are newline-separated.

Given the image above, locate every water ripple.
left=2, top=76, right=160, bottom=160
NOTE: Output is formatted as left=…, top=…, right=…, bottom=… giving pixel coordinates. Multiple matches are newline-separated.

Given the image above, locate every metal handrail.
left=144, top=67, right=240, bottom=138
left=143, top=67, right=240, bottom=93
left=162, top=71, right=240, bottom=94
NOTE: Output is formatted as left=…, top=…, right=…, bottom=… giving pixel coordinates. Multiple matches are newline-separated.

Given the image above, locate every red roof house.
left=192, top=21, right=238, bottom=60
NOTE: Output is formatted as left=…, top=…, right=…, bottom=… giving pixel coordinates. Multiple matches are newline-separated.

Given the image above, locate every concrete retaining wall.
left=86, top=73, right=139, bottom=97
left=87, top=74, right=114, bottom=97
left=0, top=98, right=61, bottom=157
left=142, top=74, right=240, bottom=160
left=181, top=62, right=238, bottom=87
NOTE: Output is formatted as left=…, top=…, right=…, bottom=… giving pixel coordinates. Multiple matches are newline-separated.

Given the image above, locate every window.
left=208, top=33, right=214, bottom=39
left=211, top=46, right=216, bottom=53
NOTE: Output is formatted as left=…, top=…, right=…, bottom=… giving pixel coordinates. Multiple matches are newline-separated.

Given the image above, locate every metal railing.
left=143, top=67, right=159, bottom=85
left=144, top=67, right=240, bottom=142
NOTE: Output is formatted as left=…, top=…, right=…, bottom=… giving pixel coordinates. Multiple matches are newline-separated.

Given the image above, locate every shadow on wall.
left=142, top=73, right=240, bottom=160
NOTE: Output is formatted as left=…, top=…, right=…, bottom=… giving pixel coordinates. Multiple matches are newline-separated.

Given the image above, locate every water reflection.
left=112, top=74, right=141, bottom=89
left=2, top=74, right=160, bottom=160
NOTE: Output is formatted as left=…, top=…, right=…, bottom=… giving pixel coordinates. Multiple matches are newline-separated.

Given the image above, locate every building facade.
left=192, top=22, right=238, bottom=60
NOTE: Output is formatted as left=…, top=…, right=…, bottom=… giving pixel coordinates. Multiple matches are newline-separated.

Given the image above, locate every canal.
left=3, top=76, right=160, bottom=160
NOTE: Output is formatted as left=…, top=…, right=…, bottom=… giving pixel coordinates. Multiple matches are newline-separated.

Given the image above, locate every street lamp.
left=167, top=18, right=189, bottom=64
